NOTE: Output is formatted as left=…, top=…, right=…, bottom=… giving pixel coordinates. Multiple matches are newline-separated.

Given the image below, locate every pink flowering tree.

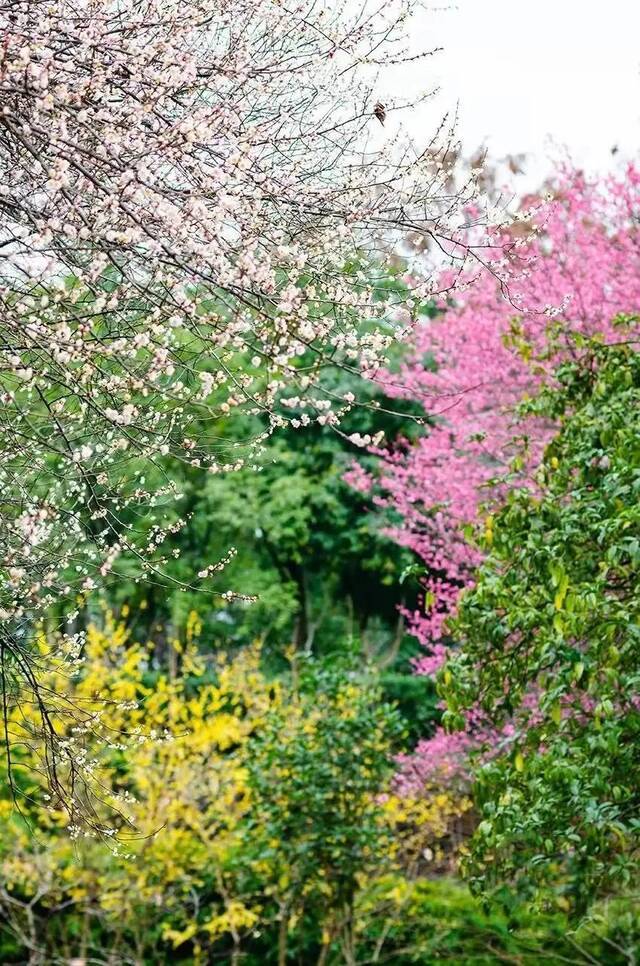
left=354, top=164, right=640, bottom=788
left=0, top=0, right=501, bottom=810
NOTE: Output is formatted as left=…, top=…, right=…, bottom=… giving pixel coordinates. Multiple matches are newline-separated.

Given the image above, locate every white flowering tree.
left=0, top=0, right=489, bottom=812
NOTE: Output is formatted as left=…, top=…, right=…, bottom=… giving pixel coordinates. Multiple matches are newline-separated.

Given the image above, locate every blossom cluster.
left=356, top=164, right=640, bottom=785
left=0, top=0, right=495, bottom=652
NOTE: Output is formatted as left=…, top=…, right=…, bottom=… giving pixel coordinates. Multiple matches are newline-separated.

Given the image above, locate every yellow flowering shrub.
left=0, top=612, right=476, bottom=964
left=0, top=610, right=278, bottom=961
left=381, top=787, right=474, bottom=876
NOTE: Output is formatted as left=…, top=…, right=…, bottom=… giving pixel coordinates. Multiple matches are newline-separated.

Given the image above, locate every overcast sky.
left=389, top=0, right=640, bottom=186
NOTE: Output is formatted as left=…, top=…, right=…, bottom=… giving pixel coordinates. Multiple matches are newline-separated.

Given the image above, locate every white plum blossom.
left=0, top=0, right=494, bottom=813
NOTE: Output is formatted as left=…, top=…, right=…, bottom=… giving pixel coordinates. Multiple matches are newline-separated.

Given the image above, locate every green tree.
left=442, top=336, right=640, bottom=913
left=108, top=366, right=425, bottom=659
left=241, top=648, right=404, bottom=966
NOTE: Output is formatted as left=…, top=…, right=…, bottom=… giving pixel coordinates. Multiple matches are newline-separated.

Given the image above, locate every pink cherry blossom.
left=356, top=163, right=640, bottom=783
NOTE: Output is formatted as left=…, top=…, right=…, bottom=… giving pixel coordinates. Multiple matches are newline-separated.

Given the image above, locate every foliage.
left=354, top=876, right=583, bottom=964
left=353, top=877, right=640, bottom=963
left=442, top=338, right=640, bottom=912
left=102, top=363, right=426, bottom=659
left=241, top=650, right=404, bottom=964
left=0, top=614, right=462, bottom=964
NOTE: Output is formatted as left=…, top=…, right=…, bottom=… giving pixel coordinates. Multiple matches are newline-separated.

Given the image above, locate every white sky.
left=388, top=0, right=640, bottom=186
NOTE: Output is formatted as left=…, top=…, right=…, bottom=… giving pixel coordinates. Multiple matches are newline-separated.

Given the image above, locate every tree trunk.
left=341, top=898, right=356, bottom=966
left=278, top=906, right=289, bottom=966
left=292, top=564, right=309, bottom=650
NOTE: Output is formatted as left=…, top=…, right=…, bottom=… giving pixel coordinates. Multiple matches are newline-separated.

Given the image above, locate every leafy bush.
left=443, top=336, right=640, bottom=912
